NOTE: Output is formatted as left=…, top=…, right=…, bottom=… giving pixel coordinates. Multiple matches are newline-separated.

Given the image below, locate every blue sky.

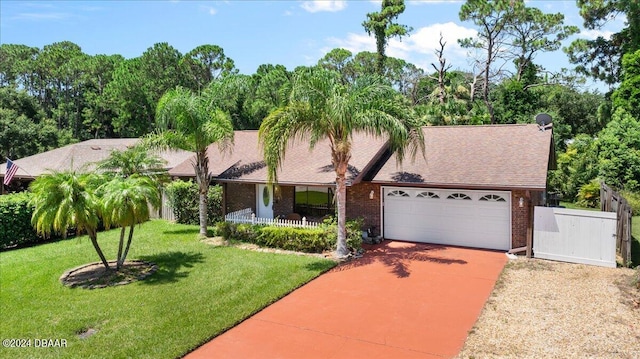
left=0, top=1, right=625, bottom=92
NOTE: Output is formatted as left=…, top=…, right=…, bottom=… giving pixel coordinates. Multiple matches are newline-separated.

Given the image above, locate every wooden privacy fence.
left=600, top=183, right=633, bottom=266
left=149, top=189, right=176, bottom=222
left=225, top=208, right=320, bottom=229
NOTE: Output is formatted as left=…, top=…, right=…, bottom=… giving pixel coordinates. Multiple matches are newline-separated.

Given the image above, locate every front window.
left=295, top=186, right=335, bottom=217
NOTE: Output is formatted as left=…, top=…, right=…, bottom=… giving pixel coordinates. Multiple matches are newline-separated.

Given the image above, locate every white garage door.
left=383, top=187, right=511, bottom=250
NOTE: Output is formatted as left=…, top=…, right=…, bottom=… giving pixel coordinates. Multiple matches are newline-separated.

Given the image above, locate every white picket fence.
left=225, top=208, right=320, bottom=229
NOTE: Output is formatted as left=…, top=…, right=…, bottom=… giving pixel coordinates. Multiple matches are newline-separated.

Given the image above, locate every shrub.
left=215, top=217, right=364, bottom=254
left=620, top=191, right=640, bottom=216
left=257, top=227, right=332, bottom=253
left=322, top=216, right=364, bottom=252
left=164, top=180, right=223, bottom=225
left=0, top=192, right=44, bottom=248
left=576, top=181, right=601, bottom=208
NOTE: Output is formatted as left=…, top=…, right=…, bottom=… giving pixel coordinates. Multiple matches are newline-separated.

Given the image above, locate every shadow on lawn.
left=333, top=242, right=467, bottom=279
left=139, top=251, right=205, bottom=285
left=305, top=260, right=337, bottom=273
left=162, top=228, right=200, bottom=235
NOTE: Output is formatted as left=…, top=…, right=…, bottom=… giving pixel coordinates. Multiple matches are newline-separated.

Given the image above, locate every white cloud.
left=322, top=22, right=477, bottom=72
left=198, top=5, right=217, bottom=15
left=300, top=1, right=347, bottom=13
left=579, top=29, right=614, bottom=40
left=408, top=0, right=463, bottom=4
left=12, top=12, right=72, bottom=21
left=325, top=33, right=375, bottom=54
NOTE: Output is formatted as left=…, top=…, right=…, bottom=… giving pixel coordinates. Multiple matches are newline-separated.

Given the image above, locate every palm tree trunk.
left=88, top=228, right=110, bottom=270
left=196, top=151, right=209, bottom=237
left=119, top=226, right=135, bottom=269
left=116, top=227, right=125, bottom=270
left=198, top=185, right=208, bottom=237
left=335, top=172, right=349, bottom=257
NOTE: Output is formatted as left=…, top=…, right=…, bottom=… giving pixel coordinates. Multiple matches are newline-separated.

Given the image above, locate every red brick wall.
left=274, top=185, right=295, bottom=217
left=346, top=183, right=381, bottom=233
left=511, top=190, right=529, bottom=248
left=225, top=183, right=255, bottom=213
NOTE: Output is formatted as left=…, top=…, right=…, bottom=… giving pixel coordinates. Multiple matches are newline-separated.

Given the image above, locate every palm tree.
left=95, top=145, right=168, bottom=182
left=30, top=172, right=110, bottom=269
left=146, top=87, right=234, bottom=237
left=99, top=175, right=160, bottom=270
left=259, top=67, right=423, bottom=257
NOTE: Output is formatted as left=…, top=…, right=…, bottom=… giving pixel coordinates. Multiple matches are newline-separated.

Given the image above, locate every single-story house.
left=169, top=124, right=555, bottom=251
left=0, top=139, right=193, bottom=192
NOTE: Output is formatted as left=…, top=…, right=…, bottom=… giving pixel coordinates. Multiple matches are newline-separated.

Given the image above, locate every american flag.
left=3, top=159, right=20, bottom=185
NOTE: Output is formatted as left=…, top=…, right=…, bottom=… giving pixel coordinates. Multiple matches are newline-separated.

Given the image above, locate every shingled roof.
left=371, top=124, right=554, bottom=190
left=168, top=130, right=389, bottom=185
left=0, top=139, right=194, bottom=180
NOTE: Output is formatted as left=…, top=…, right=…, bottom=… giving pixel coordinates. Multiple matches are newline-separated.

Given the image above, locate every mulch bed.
left=60, top=260, right=157, bottom=289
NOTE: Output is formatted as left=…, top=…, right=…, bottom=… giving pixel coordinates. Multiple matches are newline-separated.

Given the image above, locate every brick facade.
left=224, top=183, right=255, bottom=213
left=346, top=183, right=381, bottom=234
left=225, top=181, right=539, bottom=251
left=511, top=190, right=528, bottom=248
left=274, top=185, right=295, bottom=217
left=510, top=189, right=543, bottom=249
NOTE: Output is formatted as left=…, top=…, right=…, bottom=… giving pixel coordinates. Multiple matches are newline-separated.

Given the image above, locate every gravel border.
left=457, top=258, right=640, bottom=359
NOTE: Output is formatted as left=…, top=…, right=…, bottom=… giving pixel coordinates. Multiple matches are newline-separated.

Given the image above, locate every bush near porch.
left=216, top=217, right=363, bottom=253
left=0, top=220, right=335, bottom=359
left=164, top=180, right=223, bottom=224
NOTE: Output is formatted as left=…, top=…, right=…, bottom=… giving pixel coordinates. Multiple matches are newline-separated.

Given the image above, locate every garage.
left=383, top=187, right=511, bottom=251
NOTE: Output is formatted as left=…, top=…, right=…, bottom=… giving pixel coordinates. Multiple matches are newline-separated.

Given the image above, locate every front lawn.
left=0, top=220, right=336, bottom=359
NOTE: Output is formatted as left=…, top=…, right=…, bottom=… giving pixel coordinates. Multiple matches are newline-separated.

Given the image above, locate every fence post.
left=302, top=217, right=307, bottom=227
left=251, top=213, right=256, bottom=225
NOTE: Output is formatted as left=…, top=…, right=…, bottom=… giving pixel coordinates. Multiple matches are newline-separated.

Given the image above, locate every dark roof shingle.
left=169, top=131, right=389, bottom=185
left=1, top=139, right=193, bottom=179
left=371, top=124, right=553, bottom=190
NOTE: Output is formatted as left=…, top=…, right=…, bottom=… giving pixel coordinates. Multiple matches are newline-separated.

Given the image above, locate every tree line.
left=1, top=0, right=639, bottom=204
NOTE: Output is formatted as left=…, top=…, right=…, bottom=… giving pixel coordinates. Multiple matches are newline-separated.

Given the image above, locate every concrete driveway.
left=185, top=241, right=507, bottom=359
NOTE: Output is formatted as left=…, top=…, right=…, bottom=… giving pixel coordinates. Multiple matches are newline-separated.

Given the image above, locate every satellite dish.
left=535, top=113, right=552, bottom=127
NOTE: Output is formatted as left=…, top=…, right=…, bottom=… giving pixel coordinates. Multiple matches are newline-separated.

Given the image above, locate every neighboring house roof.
left=371, top=124, right=554, bottom=190
left=168, top=130, right=390, bottom=186
left=0, top=139, right=194, bottom=180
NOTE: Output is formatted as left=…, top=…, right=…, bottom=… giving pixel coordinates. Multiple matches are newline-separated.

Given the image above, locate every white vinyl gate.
left=383, top=187, right=511, bottom=250
left=533, top=206, right=617, bottom=268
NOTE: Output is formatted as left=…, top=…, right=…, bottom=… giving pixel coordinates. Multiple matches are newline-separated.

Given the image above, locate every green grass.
left=631, top=216, right=640, bottom=268
left=559, top=201, right=600, bottom=211
left=0, top=220, right=336, bottom=359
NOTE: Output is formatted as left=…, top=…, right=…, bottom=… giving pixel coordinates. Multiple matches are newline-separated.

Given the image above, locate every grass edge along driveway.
left=0, top=220, right=336, bottom=359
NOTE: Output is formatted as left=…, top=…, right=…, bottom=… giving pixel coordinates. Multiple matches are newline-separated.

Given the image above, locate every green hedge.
left=164, top=180, right=223, bottom=225
left=0, top=192, right=44, bottom=248
left=216, top=217, right=363, bottom=254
